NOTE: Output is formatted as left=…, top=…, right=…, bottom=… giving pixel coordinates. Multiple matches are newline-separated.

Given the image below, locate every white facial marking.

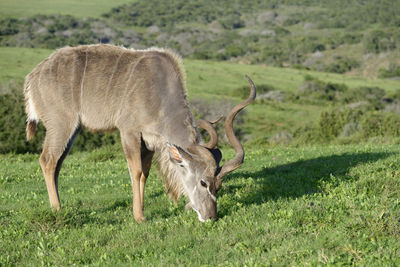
left=207, top=188, right=217, bottom=202
left=191, top=185, right=197, bottom=195
left=193, top=208, right=205, bottom=222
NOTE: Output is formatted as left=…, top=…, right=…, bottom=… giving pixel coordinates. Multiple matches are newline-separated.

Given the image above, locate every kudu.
left=24, top=44, right=256, bottom=223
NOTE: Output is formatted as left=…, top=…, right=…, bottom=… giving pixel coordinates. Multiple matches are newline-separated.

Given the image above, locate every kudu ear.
left=207, top=148, right=222, bottom=167
left=167, top=144, right=192, bottom=166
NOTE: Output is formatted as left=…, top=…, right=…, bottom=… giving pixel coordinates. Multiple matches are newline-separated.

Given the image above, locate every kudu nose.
left=204, top=214, right=218, bottom=222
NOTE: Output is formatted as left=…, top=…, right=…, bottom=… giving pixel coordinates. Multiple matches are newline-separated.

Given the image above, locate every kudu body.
left=25, top=44, right=256, bottom=223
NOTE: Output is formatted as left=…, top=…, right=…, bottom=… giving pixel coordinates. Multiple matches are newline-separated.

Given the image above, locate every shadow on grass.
left=27, top=205, right=126, bottom=232
left=218, top=151, right=393, bottom=217
left=27, top=152, right=394, bottom=226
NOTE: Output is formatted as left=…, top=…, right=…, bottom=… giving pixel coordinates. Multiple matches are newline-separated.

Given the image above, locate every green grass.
left=0, top=47, right=51, bottom=85
left=0, top=0, right=133, bottom=18
left=185, top=59, right=400, bottom=97
left=1, top=143, right=399, bottom=265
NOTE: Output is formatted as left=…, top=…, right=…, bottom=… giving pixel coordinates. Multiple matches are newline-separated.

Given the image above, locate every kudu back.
left=25, top=44, right=256, bottom=223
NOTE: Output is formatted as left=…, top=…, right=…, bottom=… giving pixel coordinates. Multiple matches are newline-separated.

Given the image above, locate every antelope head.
left=168, top=76, right=256, bottom=222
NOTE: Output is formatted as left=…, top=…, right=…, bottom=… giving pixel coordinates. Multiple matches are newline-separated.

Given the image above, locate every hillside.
left=0, top=0, right=399, bottom=77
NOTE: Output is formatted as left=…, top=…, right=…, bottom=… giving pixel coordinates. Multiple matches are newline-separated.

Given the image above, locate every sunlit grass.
left=1, top=144, right=399, bottom=265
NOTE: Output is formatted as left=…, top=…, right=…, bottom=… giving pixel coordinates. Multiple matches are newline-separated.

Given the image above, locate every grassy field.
left=2, top=47, right=398, bottom=95
left=1, top=46, right=400, bottom=265
left=1, top=144, right=399, bottom=265
left=1, top=46, right=399, bottom=94
left=0, top=0, right=133, bottom=18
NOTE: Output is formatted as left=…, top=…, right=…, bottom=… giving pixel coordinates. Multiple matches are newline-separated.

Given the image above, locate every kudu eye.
left=200, top=180, right=207, bottom=188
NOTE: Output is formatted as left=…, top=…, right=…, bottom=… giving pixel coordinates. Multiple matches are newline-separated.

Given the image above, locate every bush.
left=342, top=33, right=363, bottom=45
left=363, top=30, right=397, bottom=53
left=0, top=88, right=45, bottom=153
left=219, top=14, right=245, bottom=29
left=0, top=18, right=19, bottom=35
left=0, top=83, right=120, bottom=154
left=47, top=15, right=79, bottom=33
left=378, top=63, right=400, bottom=78
left=297, top=77, right=348, bottom=102
left=0, top=15, right=119, bottom=49
left=361, top=112, right=400, bottom=138
left=295, top=107, right=400, bottom=145
left=323, top=58, right=360, bottom=74
left=340, top=86, right=386, bottom=110
left=318, top=108, right=363, bottom=140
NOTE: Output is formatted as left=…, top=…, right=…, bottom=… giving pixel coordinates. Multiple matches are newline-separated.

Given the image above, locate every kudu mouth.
left=185, top=202, right=217, bottom=222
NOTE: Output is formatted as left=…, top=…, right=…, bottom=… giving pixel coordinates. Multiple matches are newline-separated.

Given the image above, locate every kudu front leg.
left=121, top=132, right=146, bottom=223
left=140, top=150, right=154, bottom=210
left=127, top=161, right=146, bottom=223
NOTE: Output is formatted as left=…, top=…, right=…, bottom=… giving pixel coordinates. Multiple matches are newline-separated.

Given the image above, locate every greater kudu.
left=25, top=44, right=256, bottom=223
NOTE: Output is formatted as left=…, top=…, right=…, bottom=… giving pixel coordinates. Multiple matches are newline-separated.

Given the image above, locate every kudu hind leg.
left=40, top=125, right=80, bottom=211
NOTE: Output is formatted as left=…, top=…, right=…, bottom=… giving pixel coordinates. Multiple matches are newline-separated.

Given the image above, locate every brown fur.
left=25, top=44, right=254, bottom=223
left=24, top=44, right=206, bottom=222
left=26, top=121, right=37, bottom=141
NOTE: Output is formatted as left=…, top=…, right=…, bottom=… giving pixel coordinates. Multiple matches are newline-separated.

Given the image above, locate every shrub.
left=0, top=88, right=45, bottom=153
left=47, top=15, right=79, bottom=33
left=219, top=14, right=245, bottom=29
left=323, top=58, right=360, bottom=74
left=363, top=30, right=397, bottom=53
left=378, top=63, right=400, bottom=78
left=297, top=77, right=348, bottom=102
left=342, top=33, right=363, bottom=44
left=223, top=44, right=245, bottom=58
left=0, top=83, right=120, bottom=154
left=317, top=108, right=363, bottom=140
left=0, top=15, right=119, bottom=49
left=302, top=107, right=400, bottom=144
left=361, top=112, right=400, bottom=138
left=0, top=18, right=19, bottom=35
left=340, top=86, right=386, bottom=110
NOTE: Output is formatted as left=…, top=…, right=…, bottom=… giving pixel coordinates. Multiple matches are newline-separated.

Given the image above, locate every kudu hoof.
left=135, top=216, right=147, bottom=224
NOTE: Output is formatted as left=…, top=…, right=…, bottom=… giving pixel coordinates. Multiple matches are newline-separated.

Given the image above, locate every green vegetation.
left=1, top=144, right=399, bottom=265
left=1, top=0, right=400, bottom=76
left=1, top=1, right=400, bottom=265
left=1, top=47, right=400, bottom=154
left=0, top=0, right=133, bottom=18
left=378, top=63, right=400, bottom=79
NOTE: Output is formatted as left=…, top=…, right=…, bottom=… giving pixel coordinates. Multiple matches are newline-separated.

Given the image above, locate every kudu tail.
left=24, top=75, right=39, bottom=141
left=26, top=120, right=37, bottom=141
